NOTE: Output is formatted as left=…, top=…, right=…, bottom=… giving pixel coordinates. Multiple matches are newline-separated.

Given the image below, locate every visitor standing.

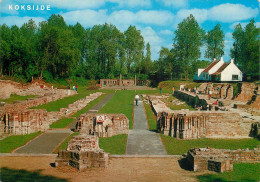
left=73, top=85, right=75, bottom=90
left=76, top=85, right=78, bottom=91
left=135, top=94, right=140, bottom=106
left=172, top=87, right=175, bottom=94
left=160, top=87, right=162, bottom=94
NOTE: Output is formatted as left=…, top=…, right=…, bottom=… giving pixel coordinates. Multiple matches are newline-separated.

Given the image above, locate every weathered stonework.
left=186, top=147, right=260, bottom=173
left=0, top=92, right=103, bottom=135
left=55, top=134, right=109, bottom=170
left=76, top=113, right=129, bottom=137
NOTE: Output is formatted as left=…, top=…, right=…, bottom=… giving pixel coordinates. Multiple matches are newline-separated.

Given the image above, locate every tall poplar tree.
left=205, top=23, right=224, bottom=60
left=173, top=14, right=204, bottom=80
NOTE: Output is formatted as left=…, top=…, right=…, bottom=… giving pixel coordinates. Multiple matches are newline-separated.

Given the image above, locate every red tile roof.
left=211, top=63, right=230, bottom=75
left=202, top=61, right=218, bottom=73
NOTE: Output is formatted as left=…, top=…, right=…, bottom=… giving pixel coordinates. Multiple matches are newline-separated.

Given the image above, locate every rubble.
left=76, top=113, right=129, bottom=137
left=55, top=134, right=109, bottom=170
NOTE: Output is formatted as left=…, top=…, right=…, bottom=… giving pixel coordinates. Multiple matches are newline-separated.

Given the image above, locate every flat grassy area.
left=143, top=102, right=157, bottom=131
left=30, top=90, right=97, bottom=112
left=161, top=135, right=260, bottom=155
left=50, top=118, right=75, bottom=129
left=0, top=132, right=41, bottom=153
left=99, top=134, right=128, bottom=154
left=99, top=90, right=135, bottom=129
left=53, top=132, right=80, bottom=153
left=197, top=163, right=260, bottom=182
left=161, top=95, right=195, bottom=110
left=0, top=94, right=35, bottom=104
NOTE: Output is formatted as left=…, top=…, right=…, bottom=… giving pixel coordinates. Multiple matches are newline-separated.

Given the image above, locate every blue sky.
left=1, top=0, right=259, bottom=61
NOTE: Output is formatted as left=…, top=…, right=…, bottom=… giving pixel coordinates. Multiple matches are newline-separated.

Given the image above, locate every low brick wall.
left=55, top=134, right=109, bottom=170
left=76, top=113, right=129, bottom=137
left=186, top=147, right=260, bottom=173
left=0, top=92, right=103, bottom=135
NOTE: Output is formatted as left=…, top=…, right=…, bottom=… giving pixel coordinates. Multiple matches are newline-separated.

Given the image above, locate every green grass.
left=53, top=132, right=80, bottom=153
left=30, top=89, right=98, bottom=112
left=0, top=132, right=41, bottom=153
left=99, top=134, right=128, bottom=154
left=161, top=135, right=260, bottom=155
left=72, top=93, right=108, bottom=118
left=99, top=90, right=135, bottom=129
left=0, top=94, right=35, bottom=104
left=50, top=118, right=75, bottom=128
left=161, top=95, right=195, bottom=110
left=143, top=102, right=157, bottom=131
left=197, top=163, right=260, bottom=182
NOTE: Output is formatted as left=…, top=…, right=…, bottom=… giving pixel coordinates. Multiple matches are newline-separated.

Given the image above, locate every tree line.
left=0, top=14, right=259, bottom=84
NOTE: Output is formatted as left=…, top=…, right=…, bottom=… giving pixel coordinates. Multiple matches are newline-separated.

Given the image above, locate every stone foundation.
left=76, top=113, right=129, bottom=137
left=0, top=92, right=103, bottom=135
left=55, top=134, right=109, bottom=170
left=186, top=147, right=260, bottom=173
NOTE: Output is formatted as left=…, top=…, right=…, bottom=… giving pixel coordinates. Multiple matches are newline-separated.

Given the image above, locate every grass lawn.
left=50, top=118, right=75, bottom=129
left=30, top=90, right=97, bottom=112
left=99, top=134, right=128, bottom=154
left=0, top=132, right=41, bottom=153
left=98, top=90, right=135, bottom=129
left=161, top=95, right=195, bottom=110
left=161, top=135, right=260, bottom=155
left=143, top=102, right=157, bottom=131
left=197, top=163, right=260, bottom=182
left=72, top=93, right=108, bottom=118
left=53, top=132, right=80, bottom=153
left=0, top=94, right=35, bottom=104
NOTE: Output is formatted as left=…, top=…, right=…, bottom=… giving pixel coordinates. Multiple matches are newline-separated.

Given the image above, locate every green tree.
left=231, top=19, right=259, bottom=79
left=205, top=23, right=224, bottom=60
left=173, top=14, right=204, bottom=80
left=124, top=26, right=144, bottom=74
left=143, top=42, right=152, bottom=75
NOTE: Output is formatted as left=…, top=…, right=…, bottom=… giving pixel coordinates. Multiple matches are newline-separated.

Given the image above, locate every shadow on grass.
left=197, top=175, right=256, bottom=182
left=1, top=167, right=67, bottom=182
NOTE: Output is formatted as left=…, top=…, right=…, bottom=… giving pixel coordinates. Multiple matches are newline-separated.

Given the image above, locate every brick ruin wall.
left=76, top=113, right=129, bottom=137
left=196, top=83, right=233, bottom=99
left=149, top=96, right=257, bottom=139
left=0, top=92, right=103, bottom=135
left=234, top=82, right=256, bottom=103
left=55, top=134, right=109, bottom=170
left=0, top=80, right=54, bottom=99
left=186, top=147, right=260, bottom=173
left=156, top=111, right=255, bottom=139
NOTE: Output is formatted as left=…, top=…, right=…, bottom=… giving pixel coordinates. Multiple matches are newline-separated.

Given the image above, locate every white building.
left=194, top=57, right=242, bottom=82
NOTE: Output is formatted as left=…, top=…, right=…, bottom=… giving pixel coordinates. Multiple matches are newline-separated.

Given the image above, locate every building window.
left=232, top=75, right=238, bottom=80
left=206, top=74, right=208, bottom=79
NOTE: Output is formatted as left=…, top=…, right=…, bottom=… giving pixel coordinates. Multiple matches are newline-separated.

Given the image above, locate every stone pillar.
left=135, top=74, right=136, bottom=86
left=120, top=74, right=122, bottom=86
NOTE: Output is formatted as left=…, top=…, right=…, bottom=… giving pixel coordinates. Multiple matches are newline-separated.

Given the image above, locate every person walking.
left=172, top=87, right=175, bottom=94
left=135, top=94, right=140, bottom=106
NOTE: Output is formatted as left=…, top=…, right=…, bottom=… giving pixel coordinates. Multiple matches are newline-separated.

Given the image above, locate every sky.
left=0, top=0, right=259, bottom=61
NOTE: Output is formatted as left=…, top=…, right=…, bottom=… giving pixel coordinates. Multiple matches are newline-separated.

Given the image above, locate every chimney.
left=220, top=57, right=224, bottom=62
left=213, top=58, right=216, bottom=61
left=230, top=59, right=234, bottom=64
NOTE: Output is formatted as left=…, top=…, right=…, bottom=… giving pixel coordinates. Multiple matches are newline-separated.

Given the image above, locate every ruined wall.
left=76, top=113, right=129, bottom=137
left=55, top=134, right=109, bottom=170
left=234, top=82, right=256, bottom=103
left=186, top=147, right=260, bottom=172
left=0, top=80, right=53, bottom=99
left=156, top=111, right=255, bottom=139
left=0, top=92, right=103, bottom=135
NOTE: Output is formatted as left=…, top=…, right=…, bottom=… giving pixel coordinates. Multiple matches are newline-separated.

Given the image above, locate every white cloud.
left=177, top=8, right=208, bottom=23
left=141, top=26, right=163, bottom=60
left=225, top=32, right=233, bottom=41
left=158, top=0, right=188, bottom=8
left=110, top=0, right=151, bottom=8
left=63, top=9, right=174, bottom=30
left=62, top=9, right=108, bottom=27
left=136, top=10, right=174, bottom=26
left=1, top=16, right=46, bottom=27
left=159, top=29, right=172, bottom=35
left=229, top=21, right=260, bottom=29
left=208, top=3, right=258, bottom=23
